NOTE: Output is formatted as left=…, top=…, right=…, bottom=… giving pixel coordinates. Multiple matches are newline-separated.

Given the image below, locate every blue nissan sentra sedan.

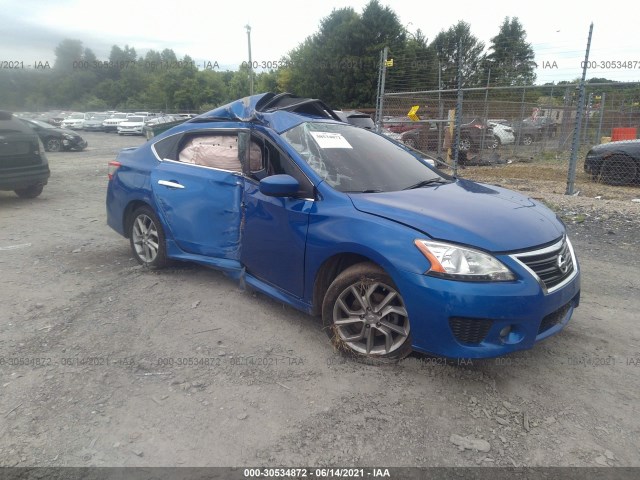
left=106, top=93, right=580, bottom=361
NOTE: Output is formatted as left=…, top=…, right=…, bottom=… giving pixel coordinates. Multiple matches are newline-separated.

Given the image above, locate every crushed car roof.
left=190, top=92, right=342, bottom=133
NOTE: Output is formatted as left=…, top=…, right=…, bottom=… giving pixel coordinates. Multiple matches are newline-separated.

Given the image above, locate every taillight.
left=108, top=161, right=121, bottom=180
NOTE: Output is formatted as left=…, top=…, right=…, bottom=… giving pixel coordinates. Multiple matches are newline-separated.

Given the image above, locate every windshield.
left=281, top=122, right=444, bottom=193
left=90, top=115, right=108, bottom=121
left=128, top=117, right=144, bottom=122
left=68, top=113, right=84, bottom=119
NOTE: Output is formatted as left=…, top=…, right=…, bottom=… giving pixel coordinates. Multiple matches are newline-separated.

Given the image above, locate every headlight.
left=414, top=239, right=515, bottom=281
left=63, top=134, right=74, bottom=140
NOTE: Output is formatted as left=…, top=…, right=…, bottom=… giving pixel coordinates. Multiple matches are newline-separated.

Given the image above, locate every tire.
left=522, top=134, right=533, bottom=146
left=322, top=262, right=412, bottom=362
left=490, top=135, right=501, bottom=149
left=599, top=155, right=638, bottom=186
left=14, top=184, right=44, bottom=199
left=459, top=136, right=472, bottom=152
left=128, top=206, right=168, bottom=268
left=45, top=137, right=62, bottom=152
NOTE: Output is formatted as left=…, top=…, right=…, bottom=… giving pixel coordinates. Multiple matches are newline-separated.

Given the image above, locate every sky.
left=1, top=0, right=639, bottom=85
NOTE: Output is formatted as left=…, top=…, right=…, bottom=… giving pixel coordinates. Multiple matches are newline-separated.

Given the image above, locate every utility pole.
left=245, top=24, right=254, bottom=96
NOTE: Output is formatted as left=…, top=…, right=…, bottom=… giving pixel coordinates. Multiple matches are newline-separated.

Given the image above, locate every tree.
left=486, top=17, right=536, bottom=86
left=432, top=21, right=486, bottom=89
left=282, top=0, right=406, bottom=107
left=386, top=29, right=439, bottom=94
left=54, top=39, right=84, bottom=70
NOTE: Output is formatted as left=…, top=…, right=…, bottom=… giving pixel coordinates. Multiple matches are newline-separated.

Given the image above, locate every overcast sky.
left=1, top=0, right=638, bottom=85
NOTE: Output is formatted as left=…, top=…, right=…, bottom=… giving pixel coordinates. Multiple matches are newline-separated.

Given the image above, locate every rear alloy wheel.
left=459, top=136, right=472, bottom=152
left=45, top=137, right=62, bottom=152
left=322, top=263, right=412, bottom=362
left=14, top=184, right=44, bottom=199
left=490, top=135, right=501, bottom=149
left=128, top=206, right=168, bottom=268
left=600, top=154, right=638, bottom=186
left=522, top=134, right=533, bottom=146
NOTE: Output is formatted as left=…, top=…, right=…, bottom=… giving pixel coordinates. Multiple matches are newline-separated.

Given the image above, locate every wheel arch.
left=599, top=152, right=639, bottom=184
left=312, top=252, right=387, bottom=316
left=122, top=200, right=153, bottom=238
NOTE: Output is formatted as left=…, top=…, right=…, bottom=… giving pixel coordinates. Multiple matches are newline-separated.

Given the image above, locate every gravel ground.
left=0, top=132, right=639, bottom=469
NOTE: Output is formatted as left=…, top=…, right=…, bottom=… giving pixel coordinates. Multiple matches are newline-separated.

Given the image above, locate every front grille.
left=513, top=238, right=575, bottom=292
left=449, top=317, right=493, bottom=345
left=538, top=303, right=571, bottom=334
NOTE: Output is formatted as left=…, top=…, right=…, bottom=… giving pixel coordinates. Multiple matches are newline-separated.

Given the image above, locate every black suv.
left=0, top=111, right=50, bottom=198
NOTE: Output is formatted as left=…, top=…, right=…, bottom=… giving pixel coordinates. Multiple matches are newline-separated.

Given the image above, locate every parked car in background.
left=384, top=116, right=420, bottom=134
left=584, top=139, right=640, bottom=185
left=143, top=115, right=188, bottom=139
left=400, top=118, right=493, bottom=152
left=489, top=121, right=516, bottom=148
left=0, top=111, right=50, bottom=198
left=117, top=116, right=147, bottom=136
left=334, top=110, right=375, bottom=130
left=379, top=128, right=403, bottom=142
left=103, top=113, right=129, bottom=132
left=61, top=112, right=87, bottom=130
left=400, top=123, right=439, bottom=151
left=512, top=117, right=557, bottom=145
left=38, top=112, right=65, bottom=128
left=106, top=92, right=580, bottom=361
left=19, top=118, right=88, bottom=152
left=83, top=113, right=110, bottom=132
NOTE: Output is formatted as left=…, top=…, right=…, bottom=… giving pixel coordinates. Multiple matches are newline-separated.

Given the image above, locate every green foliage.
left=432, top=21, right=486, bottom=89
left=486, top=17, right=536, bottom=86
left=2, top=5, right=636, bottom=114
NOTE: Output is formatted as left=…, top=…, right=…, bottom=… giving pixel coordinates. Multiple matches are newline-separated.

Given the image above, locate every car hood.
left=589, top=139, right=640, bottom=153
left=348, top=179, right=564, bottom=252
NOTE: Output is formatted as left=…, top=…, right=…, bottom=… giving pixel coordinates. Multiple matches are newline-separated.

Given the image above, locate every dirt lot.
left=1, top=132, right=639, bottom=469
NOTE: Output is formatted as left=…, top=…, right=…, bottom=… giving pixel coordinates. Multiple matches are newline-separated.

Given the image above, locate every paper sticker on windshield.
left=310, top=131, right=352, bottom=149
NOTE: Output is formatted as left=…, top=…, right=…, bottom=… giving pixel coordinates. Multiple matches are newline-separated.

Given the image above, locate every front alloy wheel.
left=323, top=263, right=412, bottom=361
left=45, top=137, right=62, bottom=152
left=129, top=207, right=168, bottom=268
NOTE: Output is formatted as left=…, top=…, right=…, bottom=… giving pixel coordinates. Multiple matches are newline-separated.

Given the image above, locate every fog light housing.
left=499, top=325, right=512, bottom=338
left=499, top=325, right=524, bottom=344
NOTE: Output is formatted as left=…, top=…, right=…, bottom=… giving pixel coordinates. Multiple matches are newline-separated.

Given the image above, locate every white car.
left=117, top=116, right=147, bottom=135
left=103, top=113, right=129, bottom=133
left=489, top=121, right=515, bottom=148
left=61, top=112, right=87, bottom=130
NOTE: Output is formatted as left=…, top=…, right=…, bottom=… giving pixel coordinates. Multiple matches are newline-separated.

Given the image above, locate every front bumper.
left=118, top=127, right=143, bottom=135
left=63, top=137, right=88, bottom=150
left=396, top=258, right=581, bottom=358
left=0, top=164, right=50, bottom=191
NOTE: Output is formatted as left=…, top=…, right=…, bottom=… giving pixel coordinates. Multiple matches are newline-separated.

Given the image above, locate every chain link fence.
left=376, top=48, right=640, bottom=196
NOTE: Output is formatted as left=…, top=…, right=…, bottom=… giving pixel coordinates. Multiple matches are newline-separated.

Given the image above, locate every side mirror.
left=259, top=174, right=299, bottom=197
